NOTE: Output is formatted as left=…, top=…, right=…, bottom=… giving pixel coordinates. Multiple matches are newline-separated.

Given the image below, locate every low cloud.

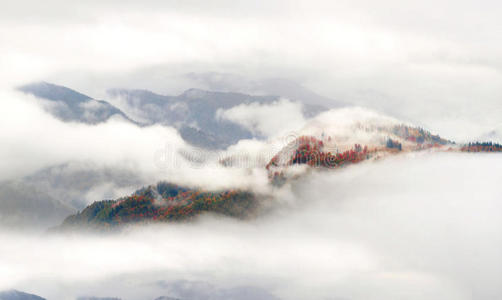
left=0, top=89, right=276, bottom=191
left=0, top=89, right=181, bottom=181
left=0, top=153, right=501, bottom=299
left=216, top=99, right=307, bottom=139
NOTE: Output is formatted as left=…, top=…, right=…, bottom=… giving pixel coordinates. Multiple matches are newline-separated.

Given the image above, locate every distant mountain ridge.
left=0, top=290, right=46, bottom=300
left=107, top=87, right=326, bottom=148
left=18, top=82, right=135, bottom=124
left=19, top=81, right=327, bottom=149
left=184, top=72, right=345, bottom=108
left=0, top=287, right=281, bottom=300
left=77, top=297, right=121, bottom=300
left=0, top=162, right=146, bottom=229
left=107, top=87, right=273, bottom=148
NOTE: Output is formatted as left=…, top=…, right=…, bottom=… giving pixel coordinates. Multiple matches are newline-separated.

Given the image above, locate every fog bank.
left=1, top=153, right=501, bottom=300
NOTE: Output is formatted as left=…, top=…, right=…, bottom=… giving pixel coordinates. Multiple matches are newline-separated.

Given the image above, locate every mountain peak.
left=18, top=81, right=92, bottom=103
left=181, top=88, right=208, bottom=99
left=0, top=289, right=46, bottom=300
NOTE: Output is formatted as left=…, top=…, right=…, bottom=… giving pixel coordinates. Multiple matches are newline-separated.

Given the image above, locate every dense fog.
left=1, top=153, right=501, bottom=299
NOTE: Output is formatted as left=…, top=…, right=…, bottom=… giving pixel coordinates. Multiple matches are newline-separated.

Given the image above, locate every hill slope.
left=107, top=88, right=326, bottom=149
left=0, top=290, right=46, bottom=300
left=18, top=81, right=328, bottom=149
left=18, top=82, right=134, bottom=124
left=59, top=182, right=260, bottom=230
left=0, top=162, right=146, bottom=229
left=57, top=122, right=502, bottom=230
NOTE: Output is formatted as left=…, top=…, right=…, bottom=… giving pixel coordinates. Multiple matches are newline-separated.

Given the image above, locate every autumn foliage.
left=61, top=182, right=258, bottom=229
left=461, top=141, right=502, bottom=152
left=60, top=128, right=502, bottom=230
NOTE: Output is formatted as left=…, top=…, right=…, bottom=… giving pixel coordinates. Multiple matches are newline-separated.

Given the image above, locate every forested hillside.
left=60, top=182, right=259, bottom=229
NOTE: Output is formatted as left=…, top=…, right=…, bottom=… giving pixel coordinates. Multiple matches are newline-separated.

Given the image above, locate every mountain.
left=265, top=122, right=502, bottom=184
left=76, top=297, right=121, bottom=300
left=18, top=82, right=134, bottom=124
left=154, top=280, right=281, bottom=300
left=265, top=123, right=455, bottom=184
left=0, top=290, right=46, bottom=300
left=52, top=103, right=502, bottom=231
left=107, top=88, right=326, bottom=149
left=58, top=182, right=260, bottom=230
left=0, top=179, right=74, bottom=228
left=0, top=162, right=146, bottom=229
left=18, top=81, right=328, bottom=149
left=184, top=72, right=345, bottom=108
left=107, top=87, right=272, bottom=148
left=204, top=286, right=282, bottom=300
left=56, top=121, right=454, bottom=229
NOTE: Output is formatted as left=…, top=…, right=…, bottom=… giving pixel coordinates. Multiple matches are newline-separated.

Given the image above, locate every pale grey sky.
left=1, top=0, right=501, bottom=140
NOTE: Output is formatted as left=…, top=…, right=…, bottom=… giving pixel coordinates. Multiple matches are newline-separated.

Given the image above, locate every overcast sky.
left=1, top=0, right=501, bottom=141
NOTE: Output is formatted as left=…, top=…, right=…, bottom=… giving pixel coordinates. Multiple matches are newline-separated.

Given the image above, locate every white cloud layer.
left=217, top=99, right=306, bottom=138
left=0, top=153, right=501, bottom=299
left=0, top=89, right=274, bottom=193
